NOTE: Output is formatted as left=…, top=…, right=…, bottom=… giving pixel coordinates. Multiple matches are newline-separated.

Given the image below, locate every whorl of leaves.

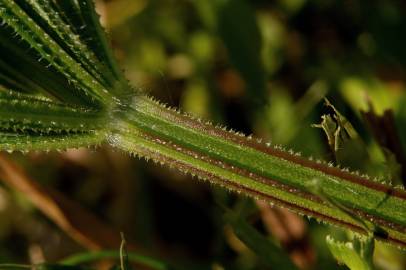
left=0, top=0, right=131, bottom=152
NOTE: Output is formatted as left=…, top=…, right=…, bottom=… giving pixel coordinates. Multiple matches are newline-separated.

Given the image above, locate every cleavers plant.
left=0, top=0, right=405, bottom=251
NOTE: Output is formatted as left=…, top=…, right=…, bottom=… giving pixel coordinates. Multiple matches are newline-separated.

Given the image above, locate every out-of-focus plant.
left=0, top=0, right=406, bottom=268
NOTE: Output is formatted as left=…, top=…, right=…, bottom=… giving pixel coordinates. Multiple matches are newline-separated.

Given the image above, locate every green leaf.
left=0, top=0, right=111, bottom=106
left=61, top=251, right=169, bottom=270
left=35, top=264, right=93, bottom=270
left=217, top=0, right=267, bottom=106
left=0, top=27, right=94, bottom=105
left=306, top=178, right=378, bottom=269
left=0, top=91, right=106, bottom=133
left=14, top=0, right=115, bottom=88
left=326, top=234, right=375, bottom=270
left=77, top=0, right=126, bottom=85
left=0, top=263, right=92, bottom=270
left=0, top=131, right=104, bottom=152
left=0, top=264, right=31, bottom=269
left=224, top=209, right=298, bottom=269
left=49, top=0, right=85, bottom=38
left=362, top=109, right=406, bottom=187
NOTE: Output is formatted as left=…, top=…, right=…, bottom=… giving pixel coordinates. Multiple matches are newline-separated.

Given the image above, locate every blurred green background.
left=1, top=0, right=406, bottom=269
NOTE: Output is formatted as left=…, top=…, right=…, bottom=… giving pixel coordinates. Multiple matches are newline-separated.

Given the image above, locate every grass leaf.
left=224, top=209, right=298, bottom=269
left=326, top=234, right=375, bottom=270
left=217, top=0, right=267, bottom=106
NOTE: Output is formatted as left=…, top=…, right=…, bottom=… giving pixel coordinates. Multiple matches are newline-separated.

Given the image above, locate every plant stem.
left=109, top=94, right=406, bottom=248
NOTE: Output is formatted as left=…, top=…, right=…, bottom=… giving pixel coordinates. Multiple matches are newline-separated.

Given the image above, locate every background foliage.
left=1, top=0, right=406, bottom=269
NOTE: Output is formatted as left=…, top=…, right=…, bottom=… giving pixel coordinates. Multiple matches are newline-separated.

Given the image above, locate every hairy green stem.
left=0, top=0, right=405, bottom=252
left=109, top=95, right=406, bottom=248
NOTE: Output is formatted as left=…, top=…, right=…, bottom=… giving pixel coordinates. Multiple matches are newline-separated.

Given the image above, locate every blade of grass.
left=217, top=0, right=267, bottom=107
left=0, top=264, right=31, bottom=269
left=61, top=251, right=169, bottom=270
left=0, top=263, right=93, bottom=270
left=0, top=154, right=135, bottom=249
left=224, top=209, right=298, bottom=269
